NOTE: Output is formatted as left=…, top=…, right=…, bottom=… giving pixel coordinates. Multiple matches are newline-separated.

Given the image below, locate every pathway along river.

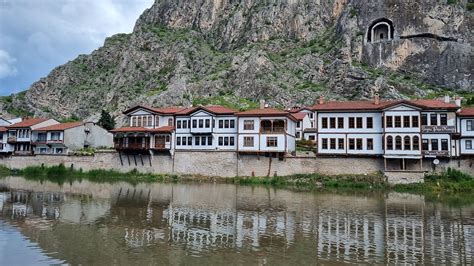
left=0, top=176, right=472, bottom=265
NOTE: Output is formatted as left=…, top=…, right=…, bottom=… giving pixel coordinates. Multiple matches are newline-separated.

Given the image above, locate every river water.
left=0, top=176, right=472, bottom=265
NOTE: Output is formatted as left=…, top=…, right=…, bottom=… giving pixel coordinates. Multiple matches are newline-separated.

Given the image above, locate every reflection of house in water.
left=1, top=189, right=65, bottom=220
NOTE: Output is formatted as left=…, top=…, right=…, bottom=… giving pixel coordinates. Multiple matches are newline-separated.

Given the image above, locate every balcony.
left=152, top=143, right=171, bottom=150
left=47, top=139, right=64, bottom=144
left=421, top=125, right=455, bottom=134
left=7, top=136, right=17, bottom=143
left=423, top=150, right=450, bottom=157
left=31, top=139, right=48, bottom=145
left=114, top=143, right=150, bottom=150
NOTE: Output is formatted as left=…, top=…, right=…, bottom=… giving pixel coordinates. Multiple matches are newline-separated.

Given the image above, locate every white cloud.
left=0, top=50, right=17, bottom=79
left=0, top=0, right=154, bottom=94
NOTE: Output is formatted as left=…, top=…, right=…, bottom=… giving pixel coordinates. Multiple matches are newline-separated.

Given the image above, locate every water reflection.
left=0, top=177, right=472, bottom=265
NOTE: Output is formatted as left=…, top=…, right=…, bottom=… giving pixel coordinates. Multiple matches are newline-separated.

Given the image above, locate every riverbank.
left=1, top=164, right=472, bottom=194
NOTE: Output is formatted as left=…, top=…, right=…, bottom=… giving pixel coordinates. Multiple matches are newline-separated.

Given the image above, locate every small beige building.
left=32, top=122, right=113, bottom=155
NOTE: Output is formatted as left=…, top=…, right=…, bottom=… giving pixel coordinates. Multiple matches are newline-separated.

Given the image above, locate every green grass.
left=192, top=94, right=259, bottom=111
left=17, top=164, right=179, bottom=185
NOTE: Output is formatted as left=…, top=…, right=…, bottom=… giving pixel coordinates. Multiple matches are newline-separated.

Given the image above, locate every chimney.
left=319, top=95, right=324, bottom=105
left=259, top=99, right=266, bottom=109
left=374, top=94, right=380, bottom=105
left=444, top=95, right=451, bottom=104
left=455, top=96, right=462, bottom=107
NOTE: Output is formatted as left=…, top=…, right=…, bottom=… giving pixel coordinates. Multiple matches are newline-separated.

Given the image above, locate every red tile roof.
left=290, top=112, right=308, bottom=121
left=109, top=126, right=174, bottom=133
left=236, top=108, right=290, bottom=116
left=310, top=99, right=460, bottom=111
left=458, top=107, right=474, bottom=117
left=151, top=106, right=187, bottom=114
left=408, top=99, right=459, bottom=109
left=175, top=106, right=237, bottom=115
left=0, top=127, right=7, bottom=132
left=34, top=122, right=83, bottom=131
left=7, top=118, right=49, bottom=128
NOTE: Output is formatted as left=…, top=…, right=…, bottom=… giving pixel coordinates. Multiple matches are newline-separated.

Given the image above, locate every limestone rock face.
left=3, top=0, right=472, bottom=122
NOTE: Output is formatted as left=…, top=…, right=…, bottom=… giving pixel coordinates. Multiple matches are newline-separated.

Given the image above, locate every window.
left=187, top=137, right=192, bottom=145
left=330, top=138, right=336, bottom=149
left=421, top=114, right=428, bottom=126
left=355, top=117, right=363, bottom=128
left=218, top=137, right=223, bottom=146
left=349, top=117, right=355, bottom=129
left=219, top=120, right=223, bottom=128
left=132, top=117, right=137, bottom=127
left=431, top=139, right=438, bottom=151
left=413, top=136, right=420, bottom=150
left=208, top=136, right=213, bottom=145
left=155, top=116, right=159, bottom=127
left=230, top=137, right=235, bottom=146
left=224, top=137, right=229, bottom=146
left=205, top=119, right=210, bottom=128
left=467, top=120, right=473, bottom=131
left=367, top=138, right=373, bottom=150
left=322, top=117, right=328, bottom=129
left=356, top=139, right=363, bottom=150
left=199, top=119, right=204, bottom=128
left=440, top=114, right=447, bottom=126
left=395, top=136, right=402, bottom=150
left=422, top=139, right=429, bottom=150
left=244, top=137, right=254, bottom=147
left=338, top=138, right=344, bottom=150
left=394, top=116, right=401, bottom=128
left=51, top=132, right=61, bottom=140
left=338, top=117, right=344, bottom=128
left=147, top=116, right=153, bottom=127
left=309, top=135, right=315, bottom=141
left=296, top=132, right=301, bottom=139
left=195, top=137, right=200, bottom=146
left=430, top=114, right=437, bottom=126
left=192, top=120, right=197, bottom=128
left=441, top=139, right=448, bottom=151
left=177, top=137, right=181, bottom=146
left=201, top=136, right=207, bottom=146
left=386, top=116, right=393, bottom=128
left=322, top=139, right=328, bottom=149
left=223, top=120, right=229, bottom=128
left=412, top=116, right=419, bottom=128
left=403, top=116, right=410, bottom=127
left=404, top=136, right=411, bottom=150
left=267, top=137, right=278, bottom=147
left=348, top=139, right=355, bottom=150
left=329, top=118, right=336, bottom=128
left=55, top=148, right=63, bottom=154
left=244, top=120, right=254, bottom=130
left=177, top=120, right=182, bottom=129
left=137, top=116, right=142, bottom=127
left=366, top=117, right=373, bottom=129
left=466, top=140, right=473, bottom=150
left=230, top=120, right=235, bottom=128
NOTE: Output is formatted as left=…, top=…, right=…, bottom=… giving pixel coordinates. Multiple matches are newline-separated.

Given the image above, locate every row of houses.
left=111, top=96, right=474, bottom=171
left=0, top=118, right=113, bottom=155
left=1, top=96, right=473, bottom=171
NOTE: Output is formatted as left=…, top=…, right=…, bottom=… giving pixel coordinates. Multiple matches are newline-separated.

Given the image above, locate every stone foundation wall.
left=0, top=152, right=472, bottom=178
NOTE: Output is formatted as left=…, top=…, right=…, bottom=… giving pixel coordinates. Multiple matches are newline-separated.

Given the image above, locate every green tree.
left=98, top=110, right=115, bottom=130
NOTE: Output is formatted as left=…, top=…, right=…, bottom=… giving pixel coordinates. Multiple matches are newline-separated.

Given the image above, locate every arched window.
left=168, top=118, right=173, bottom=126
left=404, top=136, right=411, bottom=150
left=367, top=18, right=395, bottom=43
left=413, top=136, right=420, bottom=150
left=386, top=136, right=393, bottom=150
left=395, top=136, right=402, bottom=150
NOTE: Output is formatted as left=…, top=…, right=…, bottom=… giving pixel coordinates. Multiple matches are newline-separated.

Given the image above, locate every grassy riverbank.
left=0, top=164, right=472, bottom=195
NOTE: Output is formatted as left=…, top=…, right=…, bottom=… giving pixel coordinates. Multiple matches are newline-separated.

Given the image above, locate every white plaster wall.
left=318, top=112, right=383, bottom=133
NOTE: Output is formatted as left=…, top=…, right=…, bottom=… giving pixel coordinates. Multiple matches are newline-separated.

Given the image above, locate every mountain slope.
left=2, top=0, right=472, bottom=122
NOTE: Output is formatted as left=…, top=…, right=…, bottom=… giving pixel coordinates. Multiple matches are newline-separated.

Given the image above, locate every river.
left=0, top=176, right=472, bottom=265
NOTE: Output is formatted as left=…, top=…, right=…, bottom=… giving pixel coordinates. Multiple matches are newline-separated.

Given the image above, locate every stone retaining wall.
left=0, top=152, right=472, bottom=179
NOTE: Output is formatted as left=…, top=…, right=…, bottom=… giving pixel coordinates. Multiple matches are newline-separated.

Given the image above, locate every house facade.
left=6, top=118, right=59, bottom=155
left=235, top=108, right=297, bottom=156
left=32, top=122, right=113, bottom=155
left=457, top=107, right=474, bottom=156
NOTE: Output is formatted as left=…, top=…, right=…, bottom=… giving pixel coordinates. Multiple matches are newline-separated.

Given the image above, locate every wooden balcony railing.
left=114, top=143, right=150, bottom=150
left=7, top=136, right=17, bottom=143
left=261, top=127, right=285, bottom=134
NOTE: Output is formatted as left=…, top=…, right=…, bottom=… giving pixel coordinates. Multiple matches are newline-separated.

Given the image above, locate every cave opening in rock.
left=367, top=18, right=394, bottom=43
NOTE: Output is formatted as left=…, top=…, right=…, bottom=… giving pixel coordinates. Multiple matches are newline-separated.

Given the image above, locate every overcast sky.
left=0, top=0, right=154, bottom=96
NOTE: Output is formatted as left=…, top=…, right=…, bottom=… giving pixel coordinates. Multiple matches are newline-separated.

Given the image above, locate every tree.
left=98, top=110, right=115, bottom=130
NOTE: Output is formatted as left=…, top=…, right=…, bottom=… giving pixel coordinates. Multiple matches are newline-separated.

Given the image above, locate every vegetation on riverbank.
left=0, top=165, right=472, bottom=199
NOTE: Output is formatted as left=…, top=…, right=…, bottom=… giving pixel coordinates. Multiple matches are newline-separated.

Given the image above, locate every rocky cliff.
left=1, top=0, right=472, bottom=122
